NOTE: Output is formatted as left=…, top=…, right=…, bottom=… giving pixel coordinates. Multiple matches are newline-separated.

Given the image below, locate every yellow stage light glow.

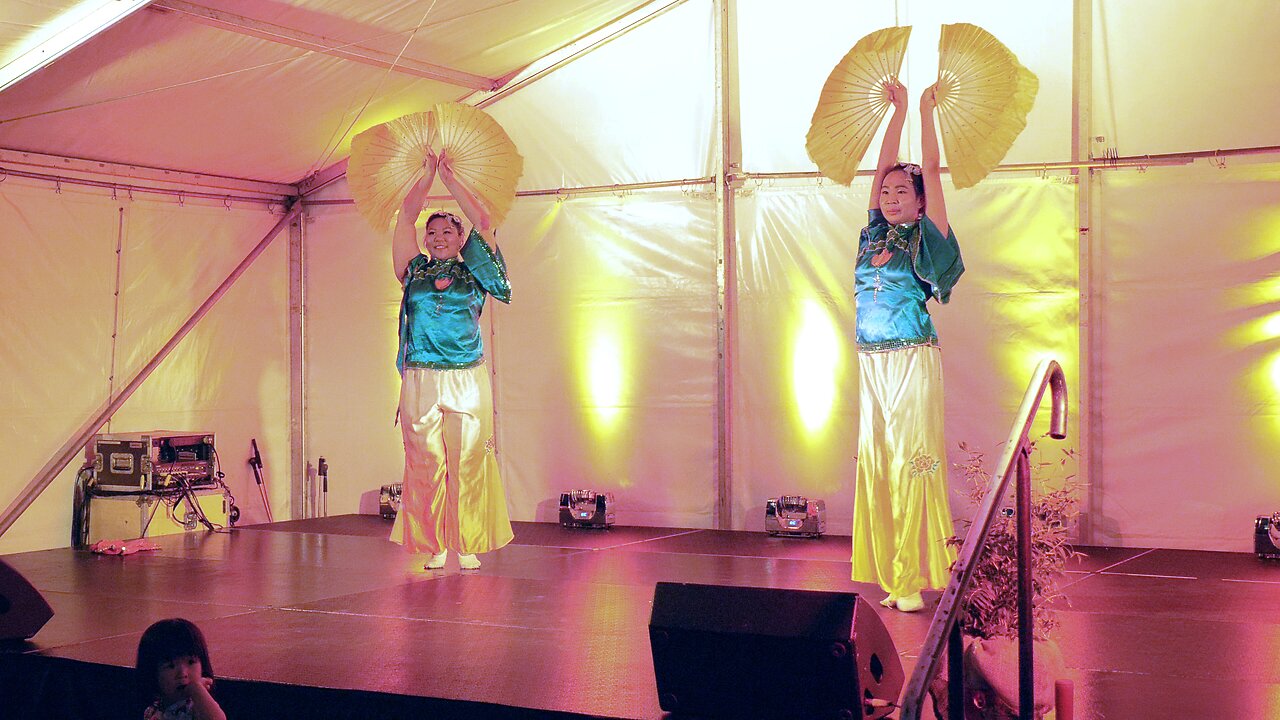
left=791, top=298, right=842, bottom=436
left=575, top=311, right=637, bottom=489
left=585, top=326, right=625, bottom=427
left=992, top=292, right=1078, bottom=385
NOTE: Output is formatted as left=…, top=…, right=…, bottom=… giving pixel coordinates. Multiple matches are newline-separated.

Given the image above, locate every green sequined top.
left=854, top=209, right=963, bottom=353
left=397, top=228, right=511, bottom=372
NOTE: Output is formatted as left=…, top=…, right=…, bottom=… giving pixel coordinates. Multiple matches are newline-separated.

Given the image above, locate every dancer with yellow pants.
left=389, top=152, right=513, bottom=570
left=851, top=80, right=964, bottom=611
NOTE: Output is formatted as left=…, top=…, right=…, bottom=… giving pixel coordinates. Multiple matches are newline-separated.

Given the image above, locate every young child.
left=135, top=618, right=227, bottom=720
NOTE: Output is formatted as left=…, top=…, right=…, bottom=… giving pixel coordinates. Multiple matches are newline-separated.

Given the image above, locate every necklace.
left=865, top=223, right=915, bottom=302
left=410, top=258, right=467, bottom=315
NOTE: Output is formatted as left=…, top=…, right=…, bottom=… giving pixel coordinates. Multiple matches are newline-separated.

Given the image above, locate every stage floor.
left=3, top=515, right=1280, bottom=719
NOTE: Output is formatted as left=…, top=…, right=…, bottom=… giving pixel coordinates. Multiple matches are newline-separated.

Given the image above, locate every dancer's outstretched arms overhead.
left=436, top=154, right=497, bottom=248
left=869, top=79, right=909, bottom=211
left=919, top=83, right=949, bottom=235
left=393, top=155, right=438, bottom=280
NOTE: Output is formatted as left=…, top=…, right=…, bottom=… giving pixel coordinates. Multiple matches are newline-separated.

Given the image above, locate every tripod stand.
left=248, top=438, right=273, bottom=522
left=317, top=456, right=329, bottom=517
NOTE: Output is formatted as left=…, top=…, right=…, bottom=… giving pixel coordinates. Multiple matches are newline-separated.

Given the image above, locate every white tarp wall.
left=0, top=178, right=292, bottom=554
left=304, top=0, right=1083, bottom=540
left=3, top=0, right=1279, bottom=553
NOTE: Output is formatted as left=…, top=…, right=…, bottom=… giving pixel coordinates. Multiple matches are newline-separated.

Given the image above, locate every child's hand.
left=180, top=676, right=214, bottom=699
left=184, top=676, right=227, bottom=720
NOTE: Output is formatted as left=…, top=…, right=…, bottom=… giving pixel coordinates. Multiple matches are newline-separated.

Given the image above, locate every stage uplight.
left=559, top=490, right=616, bottom=529
left=379, top=483, right=401, bottom=519
left=764, top=495, right=827, bottom=537
left=1255, top=513, right=1280, bottom=560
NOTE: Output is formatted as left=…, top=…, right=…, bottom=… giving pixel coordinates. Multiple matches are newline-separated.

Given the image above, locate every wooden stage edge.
left=3, top=514, right=1280, bottom=719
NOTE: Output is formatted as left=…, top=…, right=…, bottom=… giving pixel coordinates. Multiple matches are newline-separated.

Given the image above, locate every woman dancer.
left=850, top=80, right=964, bottom=612
left=390, top=153, right=513, bottom=570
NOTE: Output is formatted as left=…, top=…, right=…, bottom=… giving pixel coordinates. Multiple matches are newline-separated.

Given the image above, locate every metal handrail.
left=899, top=358, right=1068, bottom=720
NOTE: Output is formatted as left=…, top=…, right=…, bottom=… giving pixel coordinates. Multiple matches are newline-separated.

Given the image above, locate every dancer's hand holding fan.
left=933, top=23, right=1038, bottom=189
left=349, top=103, right=523, bottom=234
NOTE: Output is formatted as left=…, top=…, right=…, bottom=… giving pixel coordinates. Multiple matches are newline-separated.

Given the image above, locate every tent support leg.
left=713, top=0, right=742, bottom=530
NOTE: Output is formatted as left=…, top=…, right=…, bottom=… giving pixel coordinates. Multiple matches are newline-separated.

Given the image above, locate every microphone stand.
left=248, top=438, right=273, bottom=522
left=318, top=456, right=329, bottom=517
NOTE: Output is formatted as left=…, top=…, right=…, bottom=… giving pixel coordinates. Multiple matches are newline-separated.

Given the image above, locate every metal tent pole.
left=713, top=0, right=741, bottom=530
left=288, top=207, right=308, bottom=518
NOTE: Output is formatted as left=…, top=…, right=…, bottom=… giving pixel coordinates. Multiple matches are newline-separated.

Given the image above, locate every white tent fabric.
left=488, top=0, right=716, bottom=190
left=0, top=177, right=290, bottom=552
left=0, top=0, right=655, bottom=181
left=738, top=0, right=1074, bottom=173
left=2, top=0, right=1279, bottom=555
left=1096, top=161, right=1280, bottom=549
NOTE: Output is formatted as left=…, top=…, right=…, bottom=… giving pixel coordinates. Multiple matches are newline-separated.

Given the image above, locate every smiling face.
left=157, top=654, right=203, bottom=705
left=424, top=214, right=465, bottom=260
left=879, top=169, right=924, bottom=225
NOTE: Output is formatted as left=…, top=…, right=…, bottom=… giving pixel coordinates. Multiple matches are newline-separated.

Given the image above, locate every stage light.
left=764, top=495, right=826, bottom=537
left=559, top=490, right=616, bottom=528
left=379, top=483, right=402, bottom=519
left=1255, top=513, right=1280, bottom=560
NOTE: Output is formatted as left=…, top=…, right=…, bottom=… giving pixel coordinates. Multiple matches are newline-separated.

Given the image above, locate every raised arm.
left=919, top=83, right=949, bottom=235
left=869, top=79, right=909, bottom=211
left=435, top=155, right=497, bottom=247
left=392, top=156, right=437, bottom=281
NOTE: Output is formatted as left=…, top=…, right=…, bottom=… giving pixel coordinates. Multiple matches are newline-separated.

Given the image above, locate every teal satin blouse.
left=854, top=209, right=963, bottom=352
left=397, top=229, right=511, bottom=372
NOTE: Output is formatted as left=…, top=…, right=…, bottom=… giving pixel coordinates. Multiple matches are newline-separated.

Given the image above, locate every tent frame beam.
left=298, top=0, right=690, bottom=195
left=0, top=0, right=151, bottom=93
left=0, top=147, right=296, bottom=199
left=469, top=0, right=689, bottom=109
left=149, top=0, right=503, bottom=91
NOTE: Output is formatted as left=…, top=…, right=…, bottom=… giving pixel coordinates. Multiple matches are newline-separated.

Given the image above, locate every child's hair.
left=136, top=618, right=215, bottom=700
left=886, top=162, right=926, bottom=199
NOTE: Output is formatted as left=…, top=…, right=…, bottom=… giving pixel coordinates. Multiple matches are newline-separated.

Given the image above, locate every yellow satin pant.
left=851, top=345, right=956, bottom=596
left=390, top=364, right=513, bottom=555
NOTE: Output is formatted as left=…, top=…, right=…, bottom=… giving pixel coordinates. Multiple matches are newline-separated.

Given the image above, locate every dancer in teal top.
left=850, top=79, right=964, bottom=613
left=389, top=152, right=514, bottom=571
left=397, top=225, right=510, bottom=371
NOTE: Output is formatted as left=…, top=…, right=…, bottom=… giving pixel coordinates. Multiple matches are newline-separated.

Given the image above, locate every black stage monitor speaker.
left=649, top=582, right=903, bottom=720
left=0, top=559, right=54, bottom=641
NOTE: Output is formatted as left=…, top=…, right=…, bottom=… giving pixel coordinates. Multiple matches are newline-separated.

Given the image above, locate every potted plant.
left=929, top=438, right=1080, bottom=720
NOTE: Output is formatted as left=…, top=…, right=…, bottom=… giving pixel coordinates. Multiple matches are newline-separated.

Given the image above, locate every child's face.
left=157, top=655, right=203, bottom=703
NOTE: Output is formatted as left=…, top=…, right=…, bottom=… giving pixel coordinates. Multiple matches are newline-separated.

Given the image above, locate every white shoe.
left=458, top=553, right=481, bottom=570
left=425, top=551, right=447, bottom=570
left=895, top=592, right=925, bottom=613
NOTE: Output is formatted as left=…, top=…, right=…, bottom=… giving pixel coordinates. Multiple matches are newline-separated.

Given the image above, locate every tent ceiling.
left=0, top=0, right=654, bottom=184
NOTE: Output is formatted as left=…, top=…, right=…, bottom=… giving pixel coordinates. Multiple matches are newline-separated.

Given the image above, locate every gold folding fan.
left=348, top=103, right=524, bottom=232
left=935, top=23, right=1038, bottom=189
left=806, top=26, right=912, bottom=185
